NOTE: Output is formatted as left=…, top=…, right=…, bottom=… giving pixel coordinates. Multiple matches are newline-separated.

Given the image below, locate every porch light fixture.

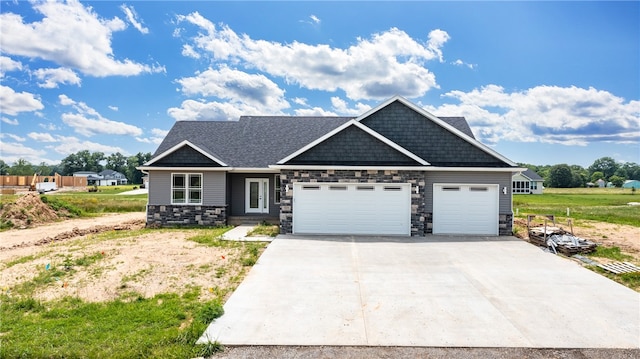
left=502, top=186, right=507, bottom=195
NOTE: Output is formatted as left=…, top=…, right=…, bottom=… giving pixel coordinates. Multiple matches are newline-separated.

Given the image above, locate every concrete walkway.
left=199, top=236, right=640, bottom=348
left=222, top=225, right=274, bottom=242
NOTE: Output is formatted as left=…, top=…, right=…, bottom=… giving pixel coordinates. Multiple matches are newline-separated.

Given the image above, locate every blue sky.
left=1, top=0, right=638, bottom=168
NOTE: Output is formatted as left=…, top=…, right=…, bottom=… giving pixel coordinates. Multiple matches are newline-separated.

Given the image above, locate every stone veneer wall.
left=146, top=204, right=227, bottom=227
left=499, top=213, right=513, bottom=236
left=279, top=169, right=426, bottom=236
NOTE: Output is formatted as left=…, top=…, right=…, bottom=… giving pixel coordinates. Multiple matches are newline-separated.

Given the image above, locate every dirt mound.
left=0, top=219, right=146, bottom=251
left=1, top=193, right=62, bottom=228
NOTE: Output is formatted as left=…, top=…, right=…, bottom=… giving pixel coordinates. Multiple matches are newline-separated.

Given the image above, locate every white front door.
left=246, top=178, right=269, bottom=213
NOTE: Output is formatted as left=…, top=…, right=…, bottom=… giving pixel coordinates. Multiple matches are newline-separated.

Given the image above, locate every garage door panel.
left=433, top=184, right=498, bottom=235
left=293, top=183, right=410, bottom=235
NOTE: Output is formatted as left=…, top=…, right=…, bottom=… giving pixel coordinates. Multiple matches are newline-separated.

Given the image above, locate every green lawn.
left=513, top=187, right=639, bottom=226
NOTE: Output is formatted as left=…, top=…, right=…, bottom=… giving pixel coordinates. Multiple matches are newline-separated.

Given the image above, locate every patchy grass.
left=588, top=246, right=634, bottom=262
left=0, top=290, right=224, bottom=358
left=4, top=254, right=38, bottom=269
left=513, top=188, right=640, bottom=226
left=44, top=194, right=146, bottom=215
left=247, top=223, right=280, bottom=237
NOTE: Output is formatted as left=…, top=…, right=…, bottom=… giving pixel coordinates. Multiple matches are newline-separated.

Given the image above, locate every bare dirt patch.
left=1, top=215, right=252, bottom=303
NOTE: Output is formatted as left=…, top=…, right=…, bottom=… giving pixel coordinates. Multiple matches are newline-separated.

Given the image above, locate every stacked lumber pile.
left=527, top=215, right=597, bottom=255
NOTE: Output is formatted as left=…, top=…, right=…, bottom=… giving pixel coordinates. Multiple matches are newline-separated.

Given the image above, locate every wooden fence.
left=0, top=175, right=87, bottom=188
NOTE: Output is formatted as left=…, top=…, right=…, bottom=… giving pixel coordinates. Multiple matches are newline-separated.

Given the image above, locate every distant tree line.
left=521, top=157, right=640, bottom=188
left=2, top=154, right=637, bottom=188
left=0, top=151, right=152, bottom=185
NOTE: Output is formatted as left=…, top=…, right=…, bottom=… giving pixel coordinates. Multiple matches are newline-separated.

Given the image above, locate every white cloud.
left=33, top=67, right=81, bottom=88
left=177, top=14, right=448, bottom=100
left=51, top=135, right=126, bottom=156
left=58, top=94, right=143, bottom=136
left=151, top=128, right=169, bottom=137
left=425, top=85, right=640, bottom=146
left=135, top=128, right=169, bottom=144
left=0, top=0, right=163, bottom=77
left=452, top=59, right=476, bottom=69
left=170, top=67, right=290, bottom=121
left=292, top=97, right=308, bottom=106
left=5, top=133, right=25, bottom=142
left=310, top=15, right=321, bottom=24
left=2, top=117, right=19, bottom=125
left=0, top=56, right=22, bottom=77
left=108, top=105, right=119, bottom=111
left=0, top=85, right=44, bottom=116
left=177, top=66, right=289, bottom=110
left=427, top=29, right=450, bottom=63
left=28, top=132, right=57, bottom=142
left=39, top=122, right=59, bottom=131
left=168, top=99, right=255, bottom=121
left=120, top=4, right=149, bottom=34
left=293, top=106, right=338, bottom=117
left=330, top=97, right=372, bottom=116
left=181, top=44, right=201, bottom=59
left=0, top=140, right=48, bottom=164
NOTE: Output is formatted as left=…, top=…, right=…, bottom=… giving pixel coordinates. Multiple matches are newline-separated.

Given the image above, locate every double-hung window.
left=274, top=174, right=281, bottom=204
left=172, top=173, right=202, bottom=204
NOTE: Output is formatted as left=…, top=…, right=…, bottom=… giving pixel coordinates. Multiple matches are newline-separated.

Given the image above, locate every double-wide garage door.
left=432, top=184, right=499, bottom=235
left=293, top=183, right=411, bottom=235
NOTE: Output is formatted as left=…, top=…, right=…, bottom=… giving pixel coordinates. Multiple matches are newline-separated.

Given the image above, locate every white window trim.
left=274, top=174, right=281, bottom=204
left=171, top=173, right=203, bottom=205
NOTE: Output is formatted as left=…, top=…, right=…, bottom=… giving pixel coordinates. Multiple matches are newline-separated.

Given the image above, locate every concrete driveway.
left=199, top=236, right=640, bottom=348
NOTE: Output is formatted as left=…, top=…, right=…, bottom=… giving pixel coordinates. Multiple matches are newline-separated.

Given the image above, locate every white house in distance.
left=512, top=169, right=544, bottom=194
left=73, top=170, right=128, bottom=186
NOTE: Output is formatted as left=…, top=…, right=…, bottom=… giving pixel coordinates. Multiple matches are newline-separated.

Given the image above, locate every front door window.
left=246, top=178, right=269, bottom=213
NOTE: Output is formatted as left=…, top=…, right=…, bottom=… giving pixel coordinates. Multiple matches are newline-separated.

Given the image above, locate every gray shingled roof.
left=153, top=115, right=476, bottom=168
left=522, top=169, right=543, bottom=181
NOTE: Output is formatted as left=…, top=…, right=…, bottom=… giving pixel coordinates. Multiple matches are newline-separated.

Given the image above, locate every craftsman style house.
left=140, top=96, right=523, bottom=236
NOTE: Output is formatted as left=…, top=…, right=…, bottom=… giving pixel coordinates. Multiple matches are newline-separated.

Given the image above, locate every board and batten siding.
left=424, top=171, right=513, bottom=213
left=148, top=170, right=226, bottom=206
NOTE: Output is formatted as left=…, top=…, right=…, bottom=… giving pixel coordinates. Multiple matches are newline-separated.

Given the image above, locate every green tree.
left=8, top=158, right=34, bottom=175
left=36, top=162, right=52, bottom=176
left=620, top=162, right=640, bottom=180
left=590, top=171, right=605, bottom=183
left=106, top=152, right=127, bottom=174
left=570, top=165, right=588, bottom=187
left=0, top=160, right=9, bottom=175
left=588, top=157, right=619, bottom=179
left=609, top=175, right=624, bottom=187
left=125, top=152, right=152, bottom=184
left=60, top=151, right=105, bottom=175
left=548, top=164, right=573, bottom=188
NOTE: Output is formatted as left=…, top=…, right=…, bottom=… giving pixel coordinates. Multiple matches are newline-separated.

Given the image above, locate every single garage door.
left=293, top=183, right=411, bottom=235
left=432, top=183, right=499, bottom=235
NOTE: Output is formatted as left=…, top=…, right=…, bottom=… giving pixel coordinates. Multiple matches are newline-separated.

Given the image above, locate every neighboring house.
left=622, top=180, right=640, bottom=189
left=597, top=179, right=606, bottom=188
left=139, top=96, right=524, bottom=236
left=72, top=170, right=128, bottom=186
left=512, top=169, right=544, bottom=194
left=98, top=170, right=128, bottom=186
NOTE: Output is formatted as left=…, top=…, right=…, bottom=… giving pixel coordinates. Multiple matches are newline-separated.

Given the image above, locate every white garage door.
left=432, top=184, right=499, bottom=235
left=293, top=183, right=411, bottom=235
